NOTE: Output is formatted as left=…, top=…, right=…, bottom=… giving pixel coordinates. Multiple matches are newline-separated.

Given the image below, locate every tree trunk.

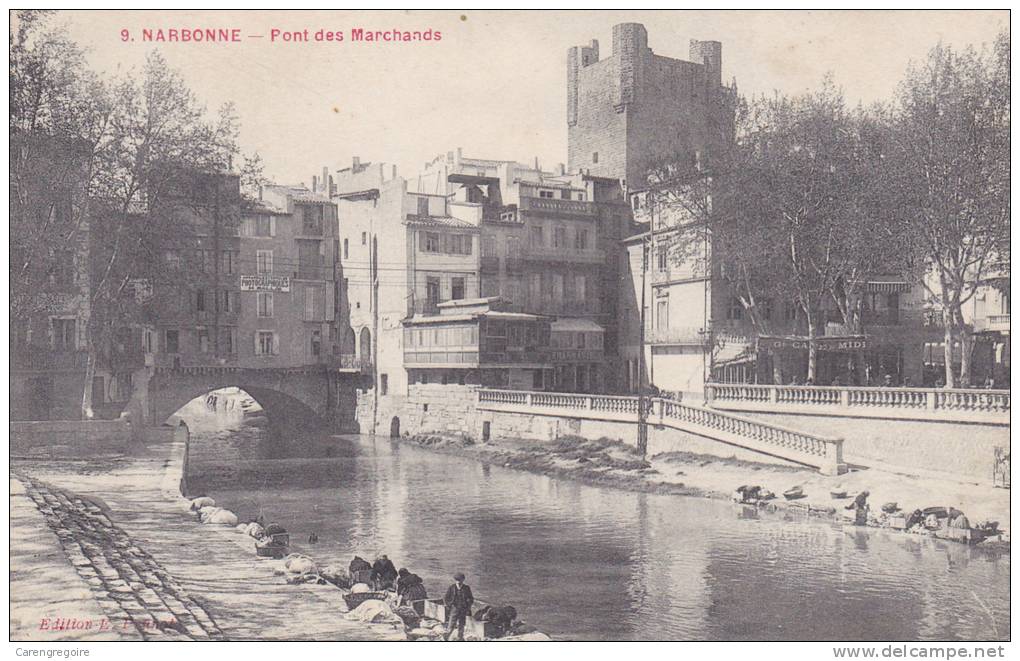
left=806, top=314, right=817, bottom=383
left=942, top=308, right=956, bottom=388
left=81, top=349, right=95, bottom=419
left=958, top=321, right=974, bottom=388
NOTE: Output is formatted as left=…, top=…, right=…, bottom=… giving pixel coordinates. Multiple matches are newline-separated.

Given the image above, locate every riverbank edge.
left=10, top=442, right=407, bottom=642
left=395, top=434, right=1011, bottom=551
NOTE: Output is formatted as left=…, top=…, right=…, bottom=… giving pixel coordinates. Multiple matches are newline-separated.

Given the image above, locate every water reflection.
left=184, top=416, right=1009, bottom=641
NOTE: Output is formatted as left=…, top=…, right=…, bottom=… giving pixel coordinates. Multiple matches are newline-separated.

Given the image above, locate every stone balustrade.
left=476, top=389, right=845, bottom=474
left=705, top=383, right=1010, bottom=425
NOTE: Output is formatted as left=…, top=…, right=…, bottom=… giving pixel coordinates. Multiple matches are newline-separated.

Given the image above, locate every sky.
left=53, top=9, right=1008, bottom=187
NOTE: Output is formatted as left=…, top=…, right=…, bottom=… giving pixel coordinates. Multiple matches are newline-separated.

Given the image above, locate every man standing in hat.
left=443, top=572, right=474, bottom=641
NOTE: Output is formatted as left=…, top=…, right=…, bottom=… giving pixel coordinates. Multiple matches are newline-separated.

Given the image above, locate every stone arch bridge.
left=128, top=365, right=363, bottom=439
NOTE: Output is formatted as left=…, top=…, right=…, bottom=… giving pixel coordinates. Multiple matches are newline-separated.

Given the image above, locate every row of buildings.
left=11, top=22, right=1009, bottom=424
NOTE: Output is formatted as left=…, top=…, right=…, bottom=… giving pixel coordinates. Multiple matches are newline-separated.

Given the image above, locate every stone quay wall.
left=11, top=419, right=132, bottom=458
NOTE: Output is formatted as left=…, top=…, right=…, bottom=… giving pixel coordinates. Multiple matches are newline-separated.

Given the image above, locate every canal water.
left=184, top=412, right=1009, bottom=641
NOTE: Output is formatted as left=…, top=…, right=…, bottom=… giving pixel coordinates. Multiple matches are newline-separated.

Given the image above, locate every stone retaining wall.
left=11, top=419, right=132, bottom=458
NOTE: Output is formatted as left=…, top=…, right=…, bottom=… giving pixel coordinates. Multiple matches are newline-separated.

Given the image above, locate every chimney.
left=328, top=175, right=335, bottom=195
left=558, top=163, right=566, bottom=175
left=455, top=147, right=462, bottom=166
left=352, top=156, right=361, bottom=170
left=392, top=164, right=397, bottom=179
left=312, top=175, right=318, bottom=192
left=322, top=166, right=328, bottom=190
left=534, top=157, right=540, bottom=170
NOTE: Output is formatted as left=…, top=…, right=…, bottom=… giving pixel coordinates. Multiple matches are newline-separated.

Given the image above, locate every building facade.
left=417, top=150, right=632, bottom=392
left=238, top=184, right=343, bottom=369
left=10, top=132, right=93, bottom=420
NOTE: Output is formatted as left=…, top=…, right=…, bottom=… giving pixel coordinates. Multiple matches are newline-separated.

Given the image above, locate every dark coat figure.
left=475, top=605, right=517, bottom=637
left=349, top=556, right=372, bottom=575
left=396, top=569, right=428, bottom=605
left=371, top=555, right=398, bottom=589
left=443, top=573, right=474, bottom=641
left=905, top=509, right=924, bottom=530
left=845, top=491, right=869, bottom=526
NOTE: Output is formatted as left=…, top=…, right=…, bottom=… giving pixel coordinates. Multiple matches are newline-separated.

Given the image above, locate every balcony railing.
left=476, top=388, right=845, bottom=474
left=975, top=314, right=1010, bottom=333
left=519, top=196, right=595, bottom=217
left=522, top=246, right=605, bottom=264
left=647, top=326, right=708, bottom=346
left=705, top=382, right=1010, bottom=424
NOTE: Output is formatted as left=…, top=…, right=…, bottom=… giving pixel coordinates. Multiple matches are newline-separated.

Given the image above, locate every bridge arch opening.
left=157, top=382, right=326, bottom=439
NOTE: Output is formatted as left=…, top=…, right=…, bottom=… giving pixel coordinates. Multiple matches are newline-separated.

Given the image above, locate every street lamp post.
left=637, top=233, right=649, bottom=457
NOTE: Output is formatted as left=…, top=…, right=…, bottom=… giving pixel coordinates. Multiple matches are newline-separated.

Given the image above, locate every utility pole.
left=637, top=232, right=648, bottom=457
left=371, top=234, right=379, bottom=435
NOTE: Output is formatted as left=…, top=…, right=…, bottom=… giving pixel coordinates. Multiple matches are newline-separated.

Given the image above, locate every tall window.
left=575, top=229, right=589, bottom=250
left=553, top=273, right=564, bottom=300
left=249, top=215, right=273, bottom=237
left=423, top=232, right=440, bottom=253
left=361, top=231, right=367, bottom=245
left=220, top=250, right=234, bottom=274
left=302, top=205, right=324, bottom=235
left=165, top=330, right=179, bottom=354
left=506, top=236, right=521, bottom=259
left=256, top=331, right=276, bottom=355
left=451, top=277, right=465, bottom=301
left=311, top=330, right=321, bottom=356
left=426, top=276, right=441, bottom=305
left=256, top=250, right=273, bottom=274
left=553, top=226, right=567, bottom=249
left=417, top=196, right=429, bottom=217
left=257, top=292, right=274, bottom=317
left=530, top=225, right=544, bottom=248
left=195, top=290, right=207, bottom=312
left=529, top=273, right=541, bottom=302
left=482, top=236, right=497, bottom=257
left=656, top=300, right=669, bottom=329
left=657, top=246, right=668, bottom=271
left=198, top=328, right=210, bottom=353
left=343, top=238, right=349, bottom=259
left=51, top=318, right=76, bottom=350
left=221, top=328, right=236, bottom=355
left=304, top=285, right=321, bottom=321
left=576, top=275, right=586, bottom=301
left=727, top=296, right=744, bottom=321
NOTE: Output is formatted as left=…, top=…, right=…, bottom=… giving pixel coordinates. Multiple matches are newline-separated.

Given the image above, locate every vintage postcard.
left=8, top=8, right=1010, bottom=652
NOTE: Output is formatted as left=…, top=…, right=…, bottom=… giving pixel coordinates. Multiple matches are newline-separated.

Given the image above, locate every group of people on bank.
left=347, top=555, right=489, bottom=640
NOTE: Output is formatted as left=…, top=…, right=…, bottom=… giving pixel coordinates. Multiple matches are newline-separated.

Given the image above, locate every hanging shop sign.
left=757, top=335, right=870, bottom=352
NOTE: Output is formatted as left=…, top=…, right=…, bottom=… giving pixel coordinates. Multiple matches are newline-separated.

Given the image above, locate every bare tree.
left=10, top=11, right=240, bottom=417
left=889, top=33, right=1010, bottom=387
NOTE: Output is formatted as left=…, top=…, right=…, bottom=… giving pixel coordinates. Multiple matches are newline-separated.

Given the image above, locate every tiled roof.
left=404, top=214, right=478, bottom=229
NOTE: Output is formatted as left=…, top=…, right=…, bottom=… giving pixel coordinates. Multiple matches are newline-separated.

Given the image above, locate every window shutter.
left=269, top=217, right=276, bottom=237
left=254, top=331, right=260, bottom=355
left=272, top=333, right=280, bottom=355
left=325, top=286, right=335, bottom=321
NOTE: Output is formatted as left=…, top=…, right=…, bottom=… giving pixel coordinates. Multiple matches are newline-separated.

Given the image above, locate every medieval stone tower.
left=567, top=22, right=732, bottom=187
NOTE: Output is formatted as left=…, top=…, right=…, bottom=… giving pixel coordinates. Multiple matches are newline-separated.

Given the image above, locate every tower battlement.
left=566, top=23, right=730, bottom=186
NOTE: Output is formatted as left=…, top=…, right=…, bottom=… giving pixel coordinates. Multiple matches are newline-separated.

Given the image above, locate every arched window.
left=359, top=327, right=372, bottom=360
